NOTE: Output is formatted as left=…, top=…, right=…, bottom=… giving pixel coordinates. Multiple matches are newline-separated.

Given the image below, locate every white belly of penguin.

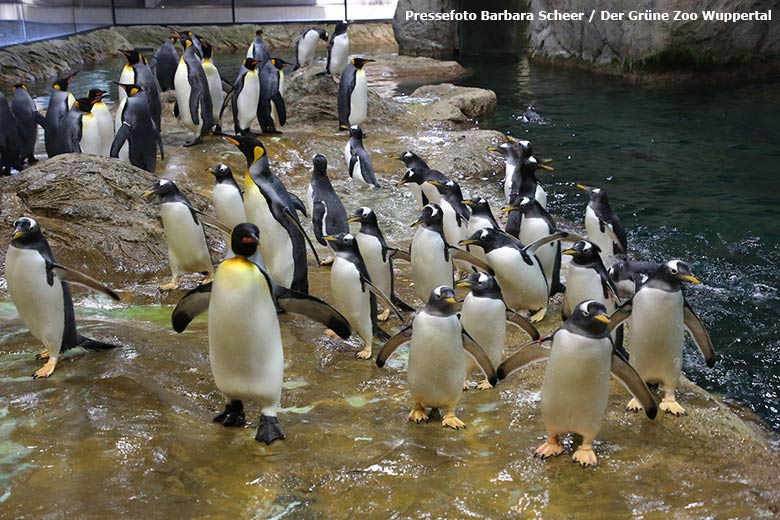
left=213, top=184, right=246, bottom=253
left=117, top=65, right=134, bottom=105
left=541, top=330, right=612, bottom=438
left=236, top=72, right=259, bottom=131
left=504, top=163, right=515, bottom=201
left=330, top=257, right=372, bottom=344
left=329, top=35, right=349, bottom=75
left=243, top=182, right=294, bottom=287
left=408, top=313, right=465, bottom=408
left=519, top=217, right=556, bottom=291
left=565, top=264, right=611, bottom=314
left=343, top=141, right=352, bottom=170
left=488, top=248, right=547, bottom=311
left=440, top=201, right=465, bottom=247
left=79, top=114, right=102, bottom=156
left=356, top=233, right=391, bottom=297
left=535, top=185, right=547, bottom=209
left=460, top=294, right=506, bottom=373
left=420, top=183, right=441, bottom=205
left=411, top=227, right=452, bottom=301
left=349, top=70, right=367, bottom=125
left=174, top=60, right=198, bottom=132
left=5, top=246, right=65, bottom=349
left=160, top=202, right=212, bottom=275
left=93, top=103, right=113, bottom=156
left=466, top=217, right=494, bottom=262
left=203, top=61, right=223, bottom=121
left=208, top=263, right=282, bottom=404
left=585, top=206, right=615, bottom=265
left=629, top=287, right=684, bottom=387
left=298, top=31, right=319, bottom=67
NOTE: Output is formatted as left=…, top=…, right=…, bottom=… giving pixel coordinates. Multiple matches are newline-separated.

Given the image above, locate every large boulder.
left=410, top=83, right=497, bottom=121
left=392, top=0, right=460, bottom=59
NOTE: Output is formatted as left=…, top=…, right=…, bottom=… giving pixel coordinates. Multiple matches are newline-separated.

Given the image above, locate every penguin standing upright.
left=376, top=286, right=497, bottom=429
left=0, top=91, right=23, bottom=175
left=578, top=184, right=627, bottom=268
left=87, top=89, right=113, bottom=156
left=427, top=179, right=470, bottom=250
left=11, top=84, right=45, bottom=165
left=510, top=155, right=552, bottom=209
left=5, top=217, right=121, bottom=379
left=396, top=167, right=449, bottom=209
left=258, top=57, right=289, bottom=134
left=173, top=36, right=213, bottom=146
left=118, top=49, right=162, bottom=132
left=308, top=154, right=348, bottom=256
left=462, top=196, right=501, bottom=263
left=344, top=125, right=380, bottom=187
left=44, top=73, right=77, bottom=158
left=410, top=204, right=453, bottom=302
left=111, top=83, right=164, bottom=173
left=393, top=152, right=430, bottom=208
left=326, top=21, right=350, bottom=76
left=200, top=41, right=224, bottom=132
left=497, top=300, right=657, bottom=467
left=143, top=179, right=213, bottom=290
left=293, top=27, right=328, bottom=69
left=561, top=241, right=620, bottom=320
left=171, top=223, right=351, bottom=444
left=338, top=58, right=373, bottom=130
left=489, top=141, right=522, bottom=202
left=611, top=260, right=717, bottom=416
left=229, top=58, right=261, bottom=135
left=154, top=36, right=179, bottom=92
left=247, top=29, right=271, bottom=64
left=63, top=95, right=102, bottom=155
left=608, top=259, right=660, bottom=299
left=207, top=163, right=246, bottom=256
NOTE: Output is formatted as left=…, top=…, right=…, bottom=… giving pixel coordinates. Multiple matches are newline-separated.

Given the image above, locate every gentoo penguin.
left=309, top=154, right=349, bottom=259
left=118, top=49, right=162, bottom=131
left=344, top=125, right=380, bottom=187
left=6, top=217, right=121, bottom=378
left=171, top=223, right=351, bottom=444
left=497, top=300, right=657, bottom=467
left=228, top=58, right=261, bottom=135
left=348, top=206, right=414, bottom=320
left=410, top=204, right=453, bottom=302
left=457, top=272, right=539, bottom=389
left=222, top=134, right=317, bottom=292
left=427, top=179, right=470, bottom=250
left=503, top=196, right=564, bottom=295
left=489, top=141, right=522, bottom=202
left=376, top=285, right=497, bottom=429
left=326, top=21, right=350, bottom=76
left=0, top=91, right=23, bottom=175
left=173, top=36, right=213, bottom=146
left=294, top=27, right=328, bottom=69
left=154, top=36, right=179, bottom=91
left=324, top=232, right=396, bottom=359
left=396, top=167, right=449, bottom=209
left=207, top=163, right=246, bottom=257
left=44, top=73, right=77, bottom=158
left=610, top=260, right=717, bottom=416
left=247, top=29, right=271, bottom=64
left=338, top=58, right=373, bottom=130
left=462, top=196, right=501, bottom=263
left=200, top=42, right=224, bottom=132
left=510, top=155, right=552, bottom=209
left=11, top=84, right=45, bottom=165
left=392, top=152, right=430, bottom=207
left=87, top=89, right=113, bottom=156
left=608, top=259, right=660, bottom=300
left=258, top=57, right=289, bottom=134
left=111, top=83, right=164, bottom=173
left=578, top=184, right=627, bottom=268
left=63, top=95, right=102, bottom=155
left=143, top=179, right=213, bottom=290
left=519, top=106, right=543, bottom=123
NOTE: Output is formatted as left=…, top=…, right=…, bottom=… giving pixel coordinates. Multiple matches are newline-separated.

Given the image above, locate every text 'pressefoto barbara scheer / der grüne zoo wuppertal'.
left=405, top=9, right=773, bottom=23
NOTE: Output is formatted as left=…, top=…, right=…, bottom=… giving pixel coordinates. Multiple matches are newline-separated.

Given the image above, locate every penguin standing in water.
left=396, top=167, right=449, bottom=209
left=0, top=91, right=23, bottom=175
left=578, top=184, right=627, bottom=268
left=143, top=179, right=213, bottom=290
left=5, top=217, right=121, bottom=379
left=338, top=58, right=373, bottom=130
left=44, top=73, right=77, bottom=158
left=293, top=27, right=328, bottom=69
left=247, top=29, right=271, bottom=64
left=377, top=286, right=497, bottom=429
left=87, top=89, right=113, bottom=156
left=497, top=300, right=657, bottom=467
left=153, top=36, right=179, bottom=92
left=207, top=163, right=246, bottom=257
left=511, top=155, right=552, bottom=209
left=258, top=58, right=289, bottom=134
left=173, top=36, right=213, bottom=146
left=308, top=154, right=348, bottom=262
left=223, top=135, right=317, bottom=293
left=228, top=58, right=261, bottom=135
left=11, top=84, right=45, bottom=165
left=200, top=41, right=225, bottom=133
left=457, top=272, right=539, bottom=389
left=111, top=83, right=164, bottom=173
left=344, top=125, right=380, bottom=187
left=171, top=223, right=351, bottom=444
left=347, top=206, right=414, bottom=320
left=610, top=260, right=717, bottom=416
left=63, top=95, right=102, bottom=155
left=117, top=49, right=162, bottom=132
left=326, top=21, right=350, bottom=76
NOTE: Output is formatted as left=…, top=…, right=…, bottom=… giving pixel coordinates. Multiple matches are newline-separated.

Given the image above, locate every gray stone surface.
left=393, top=0, right=460, bottom=59
left=411, top=83, right=497, bottom=121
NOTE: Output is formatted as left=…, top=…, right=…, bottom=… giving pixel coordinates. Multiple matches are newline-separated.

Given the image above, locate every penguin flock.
left=2, top=22, right=720, bottom=468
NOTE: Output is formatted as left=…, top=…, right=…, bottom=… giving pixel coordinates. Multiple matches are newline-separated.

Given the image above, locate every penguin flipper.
left=49, top=263, right=120, bottom=301
left=284, top=208, right=320, bottom=265
left=173, top=101, right=180, bottom=118
left=34, top=111, right=46, bottom=128
left=362, top=277, right=402, bottom=321
left=77, top=336, right=119, bottom=351
left=376, top=323, right=413, bottom=368
left=348, top=153, right=358, bottom=178
left=505, top=309, right=540, bottom=340
left=496, top=338, right=552, bottom=380
left=110, top=122, right=131, bottom=158
left=289, top=193, right=308, bottom=217
left=171, top=283, right=212, bottom=333
left=183, top=204, right=232, bottom=234
left=461, top=329, right=497, bottom=386
left=611, top=352, right=658, bottom=419
left=273, top=285, right=351, bottom=339
left=271, top=92, right=286, bottom=127
left=449, top=247, right=493, bottom=274
left=608, top=300, right=633, bottom=331
left=388, top=248, right=411, bottom=263
left=683, top=298, right=717, bottom=367
left=312, top=202, right=327, bottom=246
left=524, top=231, right=585, bottom=256
left=392, top=293, right=415, bottom=312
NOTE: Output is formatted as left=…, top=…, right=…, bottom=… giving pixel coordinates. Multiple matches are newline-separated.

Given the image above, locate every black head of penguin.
left=457, top=272, right=502, bottom=300
left=333, top=20, right=349, bottom=35
left=348, top=125, right=365, bottom=140
left=396, top=167, right=432, bottom=188
left=201, top=41, right=214, bottom=60
left=143, top=178, right=181, bottom=202
left=72, top=97, right=96, bottom=113
left=410, top=204, right=444, bottom=228
left=562, top=240, right=602, bottom=266
left=120, top=49, right=143, bottom=65
left=396, top=151, right=429, bottom=169
left=243, top=58, right=260, bottom=71
left=462, top=196, right=492, bottom=217
left=577, top=184, right=610, bottom=206
left=222, top=134, right=267, bottom=168
left=115, top=82, right=144, bottom=98
left=652, top=260, right=701, bottom=290
left=347, top=206, right=377, bottom=226
left=459, top=227, right=512, bottom=254
left=256, top=29, right=264, bottom=37
left=428, top=179, right=464, bottom=201
left=231, top=223, right=260, bottom=258
left=323, top=232, right=358, bottom=255
left=488, top=142, right=515, bottom=161
left=271, top=57, right=292, bottom=70
left=14, top=83, right=27, bottom=91
left=11, top=217, right=43, bottom=247
left=87, top=89, right=107, bottom=102
left=311, top=153, right=328, bottom=178
left=52, top=72, right=78, bottom=92
left=513, top=138, right=533, bottom=157
left=563, top=300, right=611, bottom=338
left=315, top=28, right=329, bottom=42
left=351, top=57, right=374, bottom=69
left=424, top=285, right=458, bottom=317
left=206, top=163, right=234, bottom=183
left=501, top=196, right=535, bottom=215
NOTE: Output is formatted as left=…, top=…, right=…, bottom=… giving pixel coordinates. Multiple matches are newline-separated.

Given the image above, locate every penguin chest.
left=440, top=201, right=465, bottom=246
left=79, top=114, right=102, bottom=156
left=542, top=330, right=612, bottom=438
left=349, top=70, right=368, bottom=125
left=460, top=295, right=506, bottom=368
left=565, top=264, right=611, bottom=315
left=629, top=288, right=684, bottom=385
left=535, top=185, right=547, bottom=209
left=411, top=227, right=452, bottom=300
left=160, top=203, right=211, bottom=274
left=420, top=182, right=441, bottom=205
left=174, top=60, right=196, bottom=129
left=118, top=65, right=135, bottom=104
left=504, top=164, right=516, bottom=201
left=5, top=246, right=65, bottom=348
left=213, top=184, right=246, bottom=230
left=208, top=260, right=282, bottom=403
left=202, top=61, right=223, bottom=118
left=343, top=141, right=352, bottom=171
left=298, top=30, right=320, bottom=67
left=356, top=233, right=391, bottom=297
left=585, top=206, right=614, bottom=262
left=236, top=72, right=260, bottom=130
left=330, top=257, right=371, bottom=340
left=243, top=182, right=293, bottom=286
left=329, top=35, right=349, bottom=75
left=487, top=248, right=547, bottom=311
left=93, top=103, right=113, bottom=156
left=468, top=215, right=494, bottom=236
left=408, top=313, right=465, bottom=408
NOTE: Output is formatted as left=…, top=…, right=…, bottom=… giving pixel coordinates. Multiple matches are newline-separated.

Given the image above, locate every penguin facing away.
left=207, top=163, right=246, bottom=257
left=608, top=259, right=660, bottom=300
left=258, top=57, right=290, bottom=134
left=497, top=300, right=657, bottom=467
left=338, top=57, right=374, bottom=130
left=410, top=204, right=453, bottom=302
left=171, top=223, right=351, bottom=445
left=247, top=29, right=271, bottom=64
left=111, top=83, right=164, bottom=173
left=578, top=183, right=627, bottom=268
left=309, top=154, right=349, bottom=252
left=326, top=21, right=350, bottom=76
left=0, top=90, right=23, bottom=175
left=44, top=72, right=78, bottom=158
left=154, top=36, right=179, bottom=92
left=376, top=285, right=497, bottom=429
left=11, top=84, right=45, bottom=165
left=200, top=41, right=225, bottom=132
left=294, top=27, right=328, bottom=69
left=345, top=125, right=380, bottom=187
left=5, top=217, right=121, bottom=379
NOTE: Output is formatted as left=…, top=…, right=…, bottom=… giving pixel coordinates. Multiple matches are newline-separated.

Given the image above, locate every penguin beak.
left=594, top=314, right=610, bottom=324
left=562, top=248, right=577, bottom=256
left=538, top=163, right=554, bottom=171
left=500, top=206, right=518, bottom=213
left=323, top=235, right=339, bottom=242
left=222, top=136, right=240, bottom=146
left=541, top=158, right=554, bottom=164
left=142, top=189, right=156, bottom=199
left=206, top=167, right=217, bottom=175
left=426, top=180, right=441, bottom=186
left=683, top=275, right=701, bottom=284
left=346, top=216, right=362, bottom=223
left=387, top=153, right=401, bottom=160
left=576, top=184, right=590, bottom=191
left=409, top=218, right=423, bottom=228
left=506, top=135, right=517, bottom=143
left=461, top=200, right=473, bottom=206
left=241, top=234, right=259, bottom=245
left=396, top=179, right=408, bottom=188
left=458, top=238, right=478, bottom=246
left=455, top=281, right=472, bottom=288
left=444, top=297, right=457, bottom=304
left=487, top=147, right=499, bottom=152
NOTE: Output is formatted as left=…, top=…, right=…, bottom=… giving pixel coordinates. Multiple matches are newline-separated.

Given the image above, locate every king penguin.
left=171, top=223, right=351, bottom=444
left=308, top=154, right=349, bottom=261
left=143, top=179, right=213, bottom=290
left=5, top=217, right=121, bottom=378
left=118, top=49, right=162, bottom=132
left=111, top=83, right=164, bottom=173
left=87, top=89, right=113, bottom=156
left=326, top=21, right=350, bottom=76
left=63, top=95, right=102, bottom=155
left=154, top=36, right=179, bottom=92
left=200, top=41, right=225, bottom=132
left=338, top=57, right=373, bottom=130
left=578, top=184, right=627, bottom=268
left=44, top=73, right=77, bottom=158
left=497, top=300, right=657, bottom=467
left=207, top=163, right=246, bottom=257
left=173, top=36, right=213, bottom=146
left=376, top=285, right=497, bottom=429
left=247, top=29, right=271, bottom=64
left=294, top=27, right=328, bottom=69
left=344, top=125, right=380, bottom=187
left=258, top=57, right=289, bottom=134
left=10, top=84, right=45, bottom=165
left=228, top=58, right=261, bottom=135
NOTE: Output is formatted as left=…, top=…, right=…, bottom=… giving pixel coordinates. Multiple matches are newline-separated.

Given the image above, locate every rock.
left=410, top=83, right=497, bottom=121
left=393, top=0, right=460, bottom=59
left=416, top=129, right=507, bottom=181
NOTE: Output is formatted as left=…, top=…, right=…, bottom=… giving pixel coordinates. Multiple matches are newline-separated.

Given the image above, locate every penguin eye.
left=670, top=268, right=678, bottom=275
left=582, top=309, right=590, bottom=317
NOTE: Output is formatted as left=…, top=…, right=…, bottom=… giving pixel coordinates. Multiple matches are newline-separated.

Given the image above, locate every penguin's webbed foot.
left=441, top=412, right=466, bottom=430
left=183, top=136, right=203, bottom=147
left=534, top=436, right=564, bottom=459
left=530, top=308, right=547, bottom=323
left=202, top=273, right=214, bottom=285
left=377, top=308, right=391, bottom=322
left=159, top=278, right=180, bottom=291
left=255, top=414, right=286, bottom=445
left=408, top=403, right=429, bottom=423
left=213, top=400, right=245, bottom=427
left=626, top=398, right=644, bottom=413
left=660, top=398, right=687, bottom=416
left=319, top=256, right=335, bottom=266
left=35, top=349, right=50, bottom=361
left=356, top=346, right=372, bottom=360
left=32, top=359, right=57, bottom=379
left=476, top=379, right=494, bottom=390
left=572, top=445, right=598, bottom=467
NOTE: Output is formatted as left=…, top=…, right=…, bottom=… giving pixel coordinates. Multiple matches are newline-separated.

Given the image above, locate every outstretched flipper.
left=524, top=231, right=585, bottom=256
left=392, top=294, right=415, bottom=312
left=376, top=323, right=413, bottom=367
left=683, top=298, right=717, bottom=367
left=608, top=300, right=633, bottom=331
left=461, top=329, right=497, bottom=386
left=449, top=247, right=494, bottom=274
left=171, top=283, right=213, bottom=332
left=49, top=263, right=120, bottom=301
left=611, top=352, right=658, bottom=419
left=273, top=285, right=351, bottom=339
left=505, top=309, right=540, bottom=340
left=363, top=278, right=403, bottom=321
left=388, top=248, right=411, bottom=263
left=496, top=337, right=553, bottom=380
left=183, top=204, right=232, bottom=234
left=284, top=207, right=321, bottom=265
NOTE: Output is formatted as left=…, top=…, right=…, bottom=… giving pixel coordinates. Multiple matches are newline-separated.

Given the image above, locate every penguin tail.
left=392, top=294, right=415, bottom=313
left=77, top=335, right=120, bottom=352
